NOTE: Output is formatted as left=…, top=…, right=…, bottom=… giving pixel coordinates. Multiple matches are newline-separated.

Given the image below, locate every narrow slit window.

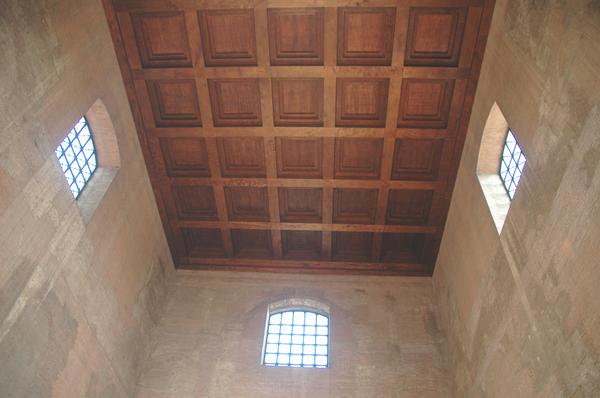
left=499, top=129, right=526, bottom=200
left=55, top=117, right=98, bottom=198
left=263, top=310, right=329, bottom=368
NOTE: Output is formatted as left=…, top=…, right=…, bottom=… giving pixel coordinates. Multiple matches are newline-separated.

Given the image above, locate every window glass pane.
left=305, top=312, right=316, bottom=325
left=268, top=325, right=280, bottom=334
left=281, top=312, right=293, bottom=324
left=315, top=356, right=328, bottom=366
left=499, top=129, right=526, bottom=200
left=292, top=325, right=304, bottom=334
left=55, top=117, right=97, bottom=199
left=263, top=310, right=329, bottom=368
left=291, top=335, right=303, bottom=344
left=281, top=325, right=292, bottom=334
left=290, top=355, right=302, bottom=365
left=264, top=353, right=277, bottom=364
left=277, top=354, right=290, bottom=365
left=293, top=312, right=304, bottom=325
left=270, top=313, right=282, bottom=324
left=279, top=334, right=291, bottom=344
left=302, top=356, right=315, bottom=366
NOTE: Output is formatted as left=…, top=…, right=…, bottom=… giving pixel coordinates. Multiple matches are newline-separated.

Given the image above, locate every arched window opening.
left=262, top=308, right=329, bottom=368
left=55, top=116, right=98, bottom=198
left=53, top=99, right=121, bottom=223
left=476, top=103, right=527, bottom=233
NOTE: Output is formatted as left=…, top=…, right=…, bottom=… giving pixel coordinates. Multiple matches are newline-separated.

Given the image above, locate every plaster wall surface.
left=433, top=0, right=600, bottom=396
left=0, top=1, right=174, bottom=396
left=135, top=271, right=450, bottom=398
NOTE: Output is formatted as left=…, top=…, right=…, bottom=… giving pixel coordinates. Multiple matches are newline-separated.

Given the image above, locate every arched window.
left=477, top=103, right=527, bottom=233
left=262, top=304, right=329, bottom=368
left=52, top=99, right=121, bottom=223
left=55, top=116, right=98, bottom=198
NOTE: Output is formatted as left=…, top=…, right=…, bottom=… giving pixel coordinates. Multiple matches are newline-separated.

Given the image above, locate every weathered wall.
left=135, top=271, right=450, bottom=398
left=0, top=1, right=174, bottom=397
left=434, top=0, right=600, bottom=396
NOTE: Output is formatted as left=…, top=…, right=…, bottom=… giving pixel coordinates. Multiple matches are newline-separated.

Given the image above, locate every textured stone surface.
left=0, top=1, right=173, bottom=397
left=135, top=271, right=450, bottom=398
left=433, top=1, right=600, bottom=396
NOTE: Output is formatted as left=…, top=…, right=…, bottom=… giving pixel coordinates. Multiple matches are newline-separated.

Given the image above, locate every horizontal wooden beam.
left=167, top=177, right=445, bottom=191
left=114, top=0, right=481, bottom=13
left=178, top=257, right=433, bottom=276
left=173, top=220, right=439, bottom=234
left=147, top=126, right=453, bottom=139
left=132, top=66, right=470, bottom=80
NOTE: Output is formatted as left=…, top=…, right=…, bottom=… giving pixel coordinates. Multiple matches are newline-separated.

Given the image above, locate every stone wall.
left=0, top=1, right=174, bottom=396
left=135, top=271, right=450, bottom=398
left=433, top=0, right=600, bottom=396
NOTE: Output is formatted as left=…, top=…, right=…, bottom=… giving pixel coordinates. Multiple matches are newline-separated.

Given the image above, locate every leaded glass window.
left=263, top=310, right=329, bottom=368
left=55, top=117, right=98, bottom=198
left=499, top=129, right=526, bottom=200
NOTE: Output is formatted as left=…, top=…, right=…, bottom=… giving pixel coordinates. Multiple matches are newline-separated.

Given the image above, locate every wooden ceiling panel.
left=391, top=138, right=444, bottom=181
left=208, top=78, right=262, bottom=127
left=198, top=9, right=258, bottom=66
left=131, top=11, right=192, bottom=68
left=404, top=7, right=468, bottom=67
left=332, top=232, right=373, bottom=261
left=337, top=7, right=396, bottom=66
left=267, top=8, right=324, bottom=66
left=282, top=230, right=322, bottom=260
left=217, top=137, right=266, bottom=178
left=224, top=186, right=270, bottom=222
left=333, top=189, right=378, bottom=224
left=334, top=138, right=383, bottom=179
left=335, top=78, right=389, bottom=127
left=272, top=78, right=324, bottom=127
left=159, top=137, right=210, bottom=177
left=182, top=228, right=226, bottom=258
left=386, top=189, right=434, bottom=225
left=380, top=233, right=426, bottom=263
left=173, top=185, right=218, bottom=221
left=107, top=0, right=494, bottom=276
left=397, top=78, right=455, bottom=129
left=278, top=188, right=323, bottom=223
left=276, top=137, right=323, bottom=178
left=232, top=229, right=273, bottom=258
left=146, top=79, right=202, bottom=127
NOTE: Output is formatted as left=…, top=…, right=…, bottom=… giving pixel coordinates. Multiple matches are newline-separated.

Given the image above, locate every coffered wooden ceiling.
left=103, top=0, right=494, bottom=275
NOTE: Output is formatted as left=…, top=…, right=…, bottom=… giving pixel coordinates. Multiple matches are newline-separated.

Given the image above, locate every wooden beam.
left=173, top=220, right=438, bottom=234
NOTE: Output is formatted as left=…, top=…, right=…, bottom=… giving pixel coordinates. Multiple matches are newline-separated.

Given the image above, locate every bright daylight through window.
left=55, top=117, right=98, bottom=198
left=263, top=310, right=329, bottom=368
left=499, top=129, right=526, bottom=200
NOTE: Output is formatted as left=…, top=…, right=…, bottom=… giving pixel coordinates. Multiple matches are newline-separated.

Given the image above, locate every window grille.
left=55, top=117, right=98, bottom=198
left=263, top=310, right=329, bottom=368
left=499, top=129, right=526, bottom=200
